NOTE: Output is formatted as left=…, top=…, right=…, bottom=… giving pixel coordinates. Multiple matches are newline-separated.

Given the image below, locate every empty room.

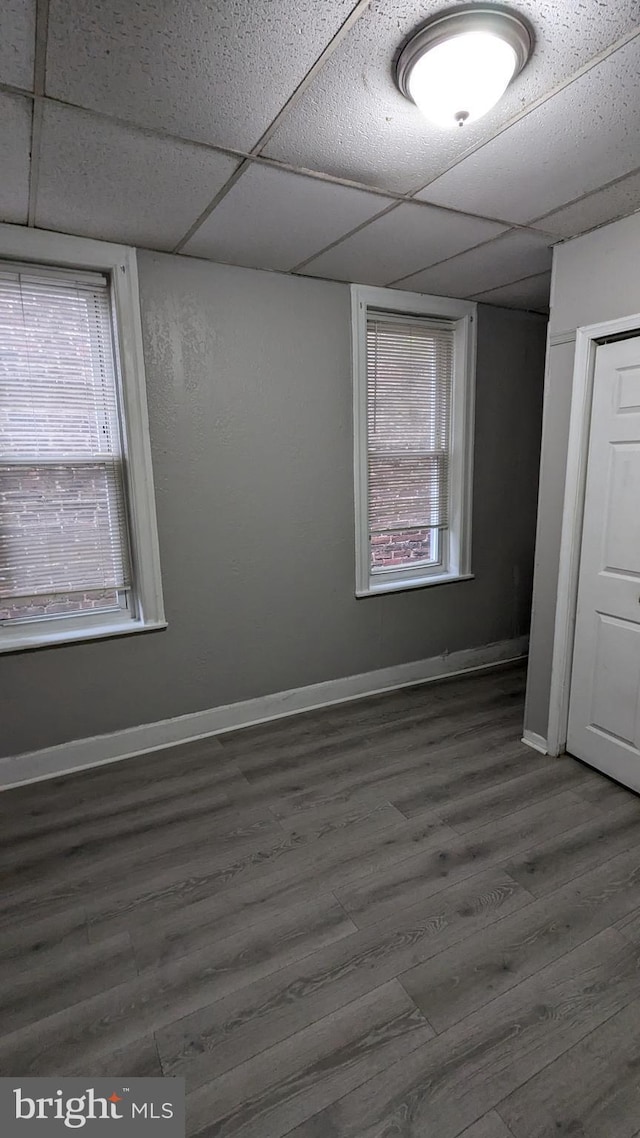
left=2, top=1, right=640, bottom=1135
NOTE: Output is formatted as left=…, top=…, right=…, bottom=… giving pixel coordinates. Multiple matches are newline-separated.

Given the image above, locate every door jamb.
left=547, top=312, right=640, bottom=757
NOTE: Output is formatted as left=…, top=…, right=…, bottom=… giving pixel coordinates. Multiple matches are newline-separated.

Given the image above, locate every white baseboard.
left=1, top=635, right=528, bottom=790
left=521, top=729, right=549, bottom=755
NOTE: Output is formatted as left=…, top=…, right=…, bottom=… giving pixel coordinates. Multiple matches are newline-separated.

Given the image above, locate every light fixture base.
left=396, top=7, right=532, bottom=103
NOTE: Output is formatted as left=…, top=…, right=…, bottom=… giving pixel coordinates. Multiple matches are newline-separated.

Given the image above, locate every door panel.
left=567, top=336, right=640, bottom=789
left=605, top=444, right=640, bottom=574
left=617, top=365, right=640, bottom=412
left=590, top=614, right=640, bottom=745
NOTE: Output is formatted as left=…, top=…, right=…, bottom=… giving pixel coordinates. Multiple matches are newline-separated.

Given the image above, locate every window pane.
left=0, top=276, right=121, bottom=458
left=370, top=527, right=437, bottom=572
left=0, top=588, right=120, bottom=622
left=368, top=453, right=448, bottom=532
left=0, top=270, right=132, bottom=626
left=366, top=317, right=453, bottom=549
left=0, top=462, right=130, bottom=600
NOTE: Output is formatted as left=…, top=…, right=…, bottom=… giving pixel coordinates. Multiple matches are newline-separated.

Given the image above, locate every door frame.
left=547, top=311, right=640, bottom=757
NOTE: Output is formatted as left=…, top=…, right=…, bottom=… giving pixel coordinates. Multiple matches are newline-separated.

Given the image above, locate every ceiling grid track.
left=5, top=2, right=639, bottom=300
left=170, top=18, right=640, bottom=270
left=172, top=0, right=375, bottom=253
left=385, top=229, right=533, bottom=289
left=407, top=23, right=640, bottom=199
left=1, top=76, right=558, bottom=239
left=26, top=0, right=50, bottom=228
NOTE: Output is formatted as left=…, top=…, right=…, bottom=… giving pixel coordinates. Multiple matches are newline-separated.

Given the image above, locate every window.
left=0, top=226, right=165, bottom=652
left=352, top=284, right=475, bottom=596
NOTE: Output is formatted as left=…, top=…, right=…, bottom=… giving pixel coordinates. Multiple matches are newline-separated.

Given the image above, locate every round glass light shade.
left=396, top=10, right=532, bottom=131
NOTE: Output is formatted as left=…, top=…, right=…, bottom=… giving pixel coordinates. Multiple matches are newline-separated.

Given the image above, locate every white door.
left=567, top=335, right=640, bottom=790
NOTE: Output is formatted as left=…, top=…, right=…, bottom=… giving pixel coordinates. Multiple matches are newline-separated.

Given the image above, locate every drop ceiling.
left=2, top=0, right=640, bottom=315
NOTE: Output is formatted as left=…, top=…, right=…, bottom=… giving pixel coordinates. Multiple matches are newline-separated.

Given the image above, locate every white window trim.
left=351, top=283, right=476, bottom=597
left=0, top=223, right=166, bottom=653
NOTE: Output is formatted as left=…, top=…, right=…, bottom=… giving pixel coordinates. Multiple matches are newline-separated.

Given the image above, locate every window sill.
left=0, top=617, right=168, bottom=654
left=356, top=572, right=474, bottom=597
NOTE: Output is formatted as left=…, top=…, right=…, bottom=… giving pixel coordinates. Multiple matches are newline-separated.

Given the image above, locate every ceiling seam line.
left=26, top=0, right=50, bottom=228
left=171, top=0, right=374, bottom=253
left=407, top=24, right=640, bottom=200
left=469, top=268, right=552, bottom=298
left=247, top=0, right=374, bottom=156
left=9, top=79, right=631, bottom=250
left=249, top=150, right=555, bottom=232
left=5, top=80, right=625, bottom=237
left=291, top=203, right=560, bottom=275
left=438, top=265, right=551, bottom=301
left=290, top=205, right=558, bottom=276
left=17, top=85, right=548, bottom=233
left=3, top=74, right=563, bottom=245
left=290, top=199, right=404, bottom=272
left=9, top=20, right=636, bottom=196
left=2, top=81, right=507, bottom=219
left=526, top=162, right=640, bottom=227
left=9, top=17, right=636, bottom=257
left=385, top=228, right=532, bottom=288
left=172, top=160, right=252, bottom=253
left=0, top=81, right=33, bottom=98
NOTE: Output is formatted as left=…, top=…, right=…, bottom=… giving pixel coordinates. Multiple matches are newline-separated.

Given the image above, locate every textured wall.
left=1, top=251, right=546, bottom=758
left=525, top=211, right=640, bottom=742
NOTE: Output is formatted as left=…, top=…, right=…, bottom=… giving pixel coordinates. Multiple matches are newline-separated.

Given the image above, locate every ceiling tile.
left=472, top=271, right=552, bottom=314
left=301, top=202, right=507, bottom=286
left=45, top=0, right=356, bottom=152
left=36, top=102, right=240, bottom=250
left=264, top=0, right=640, bottom=195
left=418, top=35, right=640, bottom=224
left=182, top=163, right=392, bottom=270
left=530, top=170, right=640, bottom=238
left=0, top=92, right=31, bottom=224
left=0, top=0, right=35, bottom=89
left=395, top=230, right=553, bottom=298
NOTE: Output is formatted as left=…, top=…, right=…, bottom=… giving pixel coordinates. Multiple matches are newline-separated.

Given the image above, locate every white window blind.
left=0, top=267, right=132, bottom=624
left=366, top=314, right=453, bottom=573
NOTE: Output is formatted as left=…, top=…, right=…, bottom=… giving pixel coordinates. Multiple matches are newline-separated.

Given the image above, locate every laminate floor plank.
left=85, top=803, right=439, bottom=945
left=0, top=905, right=89, bottom=965
left=218, top=665, right=524, bottom=770
left=335, top=790, right=600, bottom=929
left=616, top=906, right=640, bottom=945
left=3, top=661, right=639, bottom=1137
left=498, top=995, right=640, bottom=1138
left=266, top=716, right=524, bottom=821
left=0, top=758, right=251, bottom=847
left=0, top=781, right=236, bottom=870
left=0, top=809, right=286, bottom=925
left=287, top=929, right=640, bottom=1138
left=63, top=1035, right=163, bottom=1078
left=0, top=895, right=355, bottom=1076
left=400, top=842, right=640, bottom=1032
left=226, top=710, right=525, bottom=832
left=234, top=691, right=523, bottom=786
left=185, top=980, right=433, bottom=1138
left=0, top=932, right=138, bottom=1036
left=274, top=798, right=406, bottom=841
left=430, top=756, right=603, bottom=834
left=155, top=868, right=531, bottom=1089
left=572, top=769, right=639, bottom=810
left=459, top=1114, right=516, bottom=1138
left=0, top=735, right=233, bottom=827
left=502, top=798, right=640, bottom=898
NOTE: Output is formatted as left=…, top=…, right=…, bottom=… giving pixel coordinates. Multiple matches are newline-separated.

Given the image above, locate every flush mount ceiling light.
left=396, top=7, right=532, bottom=130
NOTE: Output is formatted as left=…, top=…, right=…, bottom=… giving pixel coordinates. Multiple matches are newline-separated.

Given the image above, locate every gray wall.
left=524, top=211, right=640, bottom=741
left=1, top=250, right=547, bottom=758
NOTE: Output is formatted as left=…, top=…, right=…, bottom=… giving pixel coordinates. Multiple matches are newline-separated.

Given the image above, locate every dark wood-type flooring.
left=3, top=661, right=640, bottom=1137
